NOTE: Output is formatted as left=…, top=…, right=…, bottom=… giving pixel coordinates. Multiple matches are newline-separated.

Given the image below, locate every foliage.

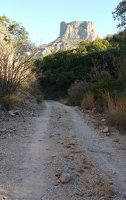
left=91, top=74, right=117, bottom=97
left=112, top=0, right=126, bottom=31
left=0, top=15, right=29, bottom=44
left=33, top=2, right=126, bottom=131
left=34, top=38, right=122, bottom=92
left=35, top=93, right=44, bottom=103
left=106, top=92, right=126, bottom=131
left=66, top=81, right=91, bottom=106
left=86, top=39, right=111, bottom=52
left=116, top=56, right=126, bottom=91
left=0, top=38, right=36, bottom=97
left=0, top=16, right=37, bottom=107
left=34, top=29, right=126, bottom=131
left=78, top=39, right=111, bottom=52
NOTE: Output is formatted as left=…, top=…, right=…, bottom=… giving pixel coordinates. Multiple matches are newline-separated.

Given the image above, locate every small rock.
left=30, top=112, right=35, bottom=117
left=114, top=139, right=119, bottom=142
left=13, top=110, right=20, bottom=115
left=1, top=197, right=7, bottom=200
left=101, top=118, right=106, bottom=122
left=55, top=171, right=62, bottom=177
left=0, top=128, right=6, bottom=132
left=91, top=107, right=96, bottom=113
left=106, top=132, right=110, bottom=136
left=122, top=148, right=126, bottom=150
left=8, top=111, right=15, bottom=117
left=59, top=172, right=73, bottom=183
left=53, top=180, right=60, bottom=186
left=76, top=191, right=84, bottom=196
left=102, top=127, right=109, bottom=133
left=109, top=181, right=113, bottom=185
left=52, top=154, right=56, bottom=157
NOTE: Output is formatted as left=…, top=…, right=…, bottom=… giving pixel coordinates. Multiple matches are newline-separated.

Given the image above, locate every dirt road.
left=0, top=100, right=126, bottom=199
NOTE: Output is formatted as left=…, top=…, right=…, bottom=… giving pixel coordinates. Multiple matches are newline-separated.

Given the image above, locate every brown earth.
left=0, top=100, right=126, bottom=200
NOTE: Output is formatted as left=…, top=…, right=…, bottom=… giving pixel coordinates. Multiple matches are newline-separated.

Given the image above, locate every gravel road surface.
left=0, top=100, right=126, bottom=200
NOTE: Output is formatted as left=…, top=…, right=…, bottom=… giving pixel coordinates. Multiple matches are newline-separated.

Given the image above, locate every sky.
left=0, top=0, right=121, bottom=45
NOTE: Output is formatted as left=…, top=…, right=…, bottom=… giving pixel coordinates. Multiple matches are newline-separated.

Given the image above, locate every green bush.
left=92, top=74, right=117, bottom=93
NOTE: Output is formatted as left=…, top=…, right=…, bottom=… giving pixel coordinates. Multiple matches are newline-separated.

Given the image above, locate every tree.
left=112, top=0, right=126, bottom=31
left=0, top=15, right=28, bottom=42
left=0, top=16, right=37, bottom=100
left=87, top=39, right=111, bottom=52
left=0, top=15, right=34, bottom=55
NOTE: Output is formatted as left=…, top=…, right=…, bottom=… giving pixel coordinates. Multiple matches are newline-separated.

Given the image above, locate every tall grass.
left=106, top=92, right=126, bottom=131
left=81, top=92, right=95, bottom=110
left=67, top=81, right=90, bottom=106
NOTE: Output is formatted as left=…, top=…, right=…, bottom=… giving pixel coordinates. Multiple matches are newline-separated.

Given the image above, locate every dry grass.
left=81, top=92, right=95, bottom=110
left=60, top=98, right=68, bottom=105
left=0, top=74, right=43, bottom=109
left=21, top=74, right=41, bottom=96
left=35, top=93, right=44, bottom=103
left=107, top=92, right=126, bottom=112
left=2, top=92, right=25, bottom=110
left=67, top=80, right=90, bottom=106
left=106, top=92, right=126, bottom=131
left=96, top=176, right=115, bottom=199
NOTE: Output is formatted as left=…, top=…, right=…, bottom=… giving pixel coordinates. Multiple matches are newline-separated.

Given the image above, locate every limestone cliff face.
left=38, top=21, right=99, bottom=57
left=60, top=21, right=99, bottom=40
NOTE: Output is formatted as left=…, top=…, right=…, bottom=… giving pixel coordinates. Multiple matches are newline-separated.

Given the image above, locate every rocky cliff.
left=60, top=21, right=99, bottom=40
left=38, top=21, right=99, bottom=57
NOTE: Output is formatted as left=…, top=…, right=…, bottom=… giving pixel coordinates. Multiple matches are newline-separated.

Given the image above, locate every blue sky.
left=0, top=0, right=121, bottom=45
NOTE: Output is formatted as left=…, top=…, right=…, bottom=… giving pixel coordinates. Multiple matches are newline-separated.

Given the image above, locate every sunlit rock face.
left=60, top=21, right=99, bottom=40
left=38, top=21, right=99, bottom=57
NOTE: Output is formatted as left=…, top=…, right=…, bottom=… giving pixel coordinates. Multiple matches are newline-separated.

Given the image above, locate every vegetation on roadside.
left=0, top=1, right=126, bottom=131
left=0, top=15, right=43, bottom=109
left=34, top=1, right=126, bottom=131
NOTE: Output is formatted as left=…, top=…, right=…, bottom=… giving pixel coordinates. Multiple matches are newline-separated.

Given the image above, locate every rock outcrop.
left=60, top=21, right=99, bottom=40
left=38, top=21, right=99, bottom=57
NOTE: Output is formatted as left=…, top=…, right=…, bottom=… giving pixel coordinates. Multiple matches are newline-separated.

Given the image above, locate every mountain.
left=38, top=21, right=99, bottom=57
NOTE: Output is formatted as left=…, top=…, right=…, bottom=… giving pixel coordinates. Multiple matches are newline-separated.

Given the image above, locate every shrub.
left=0, top=16, right=37, bottom=105
left=108, top=110, right=126, bottom=131
left=67, top=81, right=90, bottom=106
left=90, top=74, right=117, bottom=109
left=91, top=74, right=117, bottom=96
left=35, top=93, right=44, bottom=103
left=2, top=93, right=25, bottom=110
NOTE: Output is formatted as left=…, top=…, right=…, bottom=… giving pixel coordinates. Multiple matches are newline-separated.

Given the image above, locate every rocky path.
left=0, top=100, right=126, bottom=200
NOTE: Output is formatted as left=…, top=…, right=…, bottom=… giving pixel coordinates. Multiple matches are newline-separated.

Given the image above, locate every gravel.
left=0, top=100, right=126, bottom=200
